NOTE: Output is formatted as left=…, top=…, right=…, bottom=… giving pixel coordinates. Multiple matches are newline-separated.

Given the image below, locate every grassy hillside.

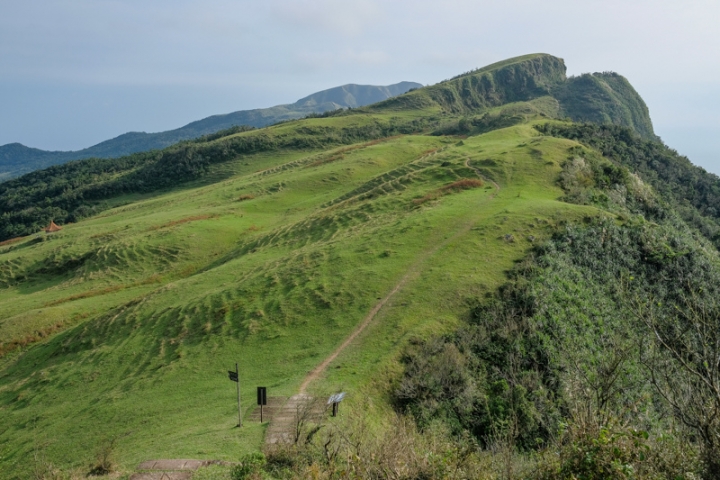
left=1, top=53, right=712, bottom=478
left=553, top=72, right=656, bottom=140
left=370, top=53, right=567, bottom=113
left=0, top=118, right=598, bottom=478
left=0, top=54, right=657, bottom=245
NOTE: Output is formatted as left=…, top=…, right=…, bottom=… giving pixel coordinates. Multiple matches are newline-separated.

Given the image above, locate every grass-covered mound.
left=0, top=117, right=597, bottom=477
left=1, top=53, right=714, bottom=478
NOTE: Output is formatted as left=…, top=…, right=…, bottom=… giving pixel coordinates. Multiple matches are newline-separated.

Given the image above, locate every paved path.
left=129, top=459, right=218, bottom=480
left=264, top=394, right=327, bottom=445
left=248, top=396, right=287, bottom=422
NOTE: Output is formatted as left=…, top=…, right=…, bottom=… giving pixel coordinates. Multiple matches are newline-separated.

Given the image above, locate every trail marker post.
left=327, top=392, right=346, bottom=417
left=228, top=364, right=242, bottom=427
left=258, top=387, right=267, bottom=423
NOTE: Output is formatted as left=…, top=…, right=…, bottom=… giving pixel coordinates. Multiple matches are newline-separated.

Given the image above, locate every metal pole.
left=236, top=363, right=242, bottom=427
left=260, top=404, right=264, bottom=423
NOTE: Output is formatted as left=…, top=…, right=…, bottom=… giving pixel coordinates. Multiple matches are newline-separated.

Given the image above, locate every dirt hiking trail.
left=265, top=158, right=499, bottom=446
left=299, top=158, right=499, bottom=393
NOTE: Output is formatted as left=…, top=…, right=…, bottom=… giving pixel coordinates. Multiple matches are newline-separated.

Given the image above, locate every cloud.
left=295, top=49, right=390, bottom=70
left=268, top=0, right=382, bottom=36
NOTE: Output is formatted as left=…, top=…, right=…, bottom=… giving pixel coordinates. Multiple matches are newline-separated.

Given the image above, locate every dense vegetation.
left=553, top=73, right=656, bottom=140
left=371, top=54, right=567, bottom=114
left=394, top=143, right=720, bottom=477
left=538, top=122, right=720, bottom=248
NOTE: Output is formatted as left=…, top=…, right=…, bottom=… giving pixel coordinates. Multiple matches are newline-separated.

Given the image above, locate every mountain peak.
left=372, top=53, right=654, bottom=139
left=293, top=81, right=422, bottom=109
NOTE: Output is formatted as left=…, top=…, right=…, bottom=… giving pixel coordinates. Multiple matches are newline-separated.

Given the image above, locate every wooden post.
left=236, top=363, right=242, bottom=428
left=257, top=387, right=267, bottom=422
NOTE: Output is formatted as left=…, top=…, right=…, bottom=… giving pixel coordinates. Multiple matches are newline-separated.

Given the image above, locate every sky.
left=1, top=0, right=719, bottom=173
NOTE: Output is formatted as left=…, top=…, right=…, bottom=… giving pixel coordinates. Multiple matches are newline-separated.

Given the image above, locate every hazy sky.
left=1, top=0, right=719, bottom=173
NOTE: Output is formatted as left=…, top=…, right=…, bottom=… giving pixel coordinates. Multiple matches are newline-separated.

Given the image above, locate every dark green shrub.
left=231, top=452, right=266, bottom=480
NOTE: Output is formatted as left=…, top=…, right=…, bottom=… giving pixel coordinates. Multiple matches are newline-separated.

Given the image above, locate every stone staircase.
left=264, top=394, right=328, bottom=446
left=129, top=459, right=221, bottom=479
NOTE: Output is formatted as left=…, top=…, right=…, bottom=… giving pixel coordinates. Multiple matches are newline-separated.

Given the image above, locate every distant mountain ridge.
left=0, top=81, right=422, bottom=180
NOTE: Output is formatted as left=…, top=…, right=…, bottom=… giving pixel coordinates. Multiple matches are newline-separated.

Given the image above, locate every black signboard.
left=257, top=387, right=267, bottom=405
left=228, top=370, right=238, bottom=382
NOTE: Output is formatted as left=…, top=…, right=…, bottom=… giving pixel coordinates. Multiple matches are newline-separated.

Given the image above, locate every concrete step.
left=136, top=460, right=207, bottom=471
left=129, top=473, right=192, bottom=480
left=264, top=394, right=331, bottom=445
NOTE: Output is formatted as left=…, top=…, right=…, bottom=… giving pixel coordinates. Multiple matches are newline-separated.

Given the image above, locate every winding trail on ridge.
left=297, top=157, right=499, bottom=394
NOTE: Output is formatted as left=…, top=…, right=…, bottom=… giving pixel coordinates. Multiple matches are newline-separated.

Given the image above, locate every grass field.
left=0, top=104, right=604, bottom=477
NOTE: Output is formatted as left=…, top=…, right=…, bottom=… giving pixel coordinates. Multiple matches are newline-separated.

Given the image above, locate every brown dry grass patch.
left=0, top=274, right=167, bottom=356
left=44, top=285, right=124, bottom=307
left=413, top=178, right=484, bottom=206
left=0, top=236, right=27, bottom=247
left=0, top=320, right=71, bottom=357
left=308, top=136, right=404, bottom=168
left=149, top=213, right=219, bottom=231
left=43, top=274, right=163, bottom=308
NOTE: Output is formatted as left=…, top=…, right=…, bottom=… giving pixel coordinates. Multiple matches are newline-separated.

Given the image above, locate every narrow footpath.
left=265, top=157, right=500, bottom=445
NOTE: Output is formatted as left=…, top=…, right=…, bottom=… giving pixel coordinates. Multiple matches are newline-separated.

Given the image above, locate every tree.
left=635, top=293, right=720, bottom=478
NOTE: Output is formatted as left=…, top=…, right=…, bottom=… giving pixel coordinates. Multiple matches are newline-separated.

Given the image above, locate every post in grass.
left=257, top=387, right=267, bottom=422
left=228, top=363, right=242, bottom=427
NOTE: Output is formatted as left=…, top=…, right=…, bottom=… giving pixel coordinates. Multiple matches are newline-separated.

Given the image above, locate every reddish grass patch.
left=413, top=178, right=484, bottom=206
left=43, top=285, right=125, bottom=307
left=237, top=194, right=255, bottom=202
left=309, top=152, right=346, bottom=167
left=0, top=321, right=67, bottom=357
left=138, top=274, right=163, bottom=285
left=307, top=136, right=404, bottom=168
left=149, top=214, right=219, bottom=230
left=2, top=273, right=165, bottom=357
left=43, top=274, right=164, bottom=308
left=0, top=236, right=27, bottom=247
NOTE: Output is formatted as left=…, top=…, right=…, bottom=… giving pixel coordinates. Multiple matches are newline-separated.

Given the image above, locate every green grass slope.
left=0, top=121, right=599, bottom=477
left=0, top=54, right=657, bottom=245
left=370, top=53, right=567, bottom=113
left=554, top=72, right=656, bottom=140
left=0, top=53, right=676, bottom=477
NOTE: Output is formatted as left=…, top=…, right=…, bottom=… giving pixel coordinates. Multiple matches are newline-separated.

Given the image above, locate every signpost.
left=257, top=387, right=267, bottom=422
left=327, top=392, right=346, bottom=417
left=228, top=364, right=242, bottom=427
